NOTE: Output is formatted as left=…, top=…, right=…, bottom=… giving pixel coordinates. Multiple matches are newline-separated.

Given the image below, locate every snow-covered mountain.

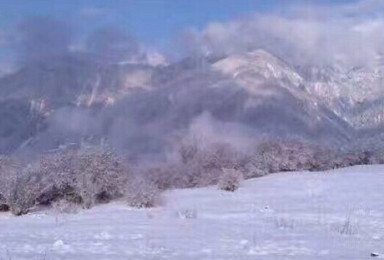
left=208, top=50, right=353, bottom=141
left=299, top=63, right=384, bottom=130
left=105, top=49, right=352, bottom=155
left=0, top=54, right=155, bottom=106
left=0, top=53, right=157, bottom=154
left=0, top=49, right=383, bottom=156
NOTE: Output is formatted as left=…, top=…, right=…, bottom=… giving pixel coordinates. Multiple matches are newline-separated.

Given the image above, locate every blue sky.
left=0, top=0, right=368, bottom=70
left=0, top=0, right=357, bottom=46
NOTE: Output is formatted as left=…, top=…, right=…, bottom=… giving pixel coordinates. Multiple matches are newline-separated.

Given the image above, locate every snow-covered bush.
left=147, top=163, right=189, bottom=190
left=255, top=140, right=317, bottom=173
left=37, top=151, right=83, bottom=206
left=177, top=142, right=239, bottom=187
left=0, top=136, right=380, bottom=216
left=309, top=147, right=341, bottom=171
left=125, top=178, right=160, bottom=208
left=218, top=168, right=243, bottom=192
left=6, top=170, right=42, bottom=216
left=369, top=150, right=384, bottom=164
left=0, top=147, right=162, bottom=215
left=148, top=138, right=346, bottom=191
left=38, top=147, right=129, bottom=209
left=181, top=141, right=249, bottom=186
left=247, top=139, right=347, bottom=174
left=331, top=150, right=380, bottom=169
left=0, top=157, right=12, bottom=211
left=0, top=195, right=8, bottom=212
left=148, top=141, right=250, bottom=190
left=72, top=148, right=128, bottom=208
left=0, top=158, right=42, bottom=215
left=2, top=147, right=131, bottom=215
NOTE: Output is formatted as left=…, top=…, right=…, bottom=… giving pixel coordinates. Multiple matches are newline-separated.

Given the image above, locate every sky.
left=0, top=0, right=357, bottom=45
left=0, top=0, right=375, bottom=71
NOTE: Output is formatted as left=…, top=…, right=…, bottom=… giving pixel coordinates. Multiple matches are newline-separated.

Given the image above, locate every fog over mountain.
left=0, top=47, right=379, bottom=160
left=0, top=0, right=384, bottom=161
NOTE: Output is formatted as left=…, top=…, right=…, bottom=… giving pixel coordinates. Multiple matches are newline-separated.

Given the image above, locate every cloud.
left=335, top=0, right=384, bottom=16
left=183, top=0, right=384, bottom=68
left=0, top=62, right=15, bottom=77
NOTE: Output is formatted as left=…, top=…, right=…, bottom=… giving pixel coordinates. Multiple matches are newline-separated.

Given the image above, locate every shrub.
left=0, top=136, right=378, bottom=216
left=249, top=139, right=348, bottom=174
left=72, top=148, right=128, bottom=208
left=218, top=168, right=243, bottom=192
left=146, top=141, right=250, bottom=190
left=0, top=159, right=42, bottom=215
left=0, top=158, right=11, bottom=212
left=0, top=192, right=9, bottom=212
left=369, top=150, right=384, bottom=164
left=0, top=147, right=131, bottom=216
left=148, top=138, right=343, bottom=191
left=38, top=147, right=129, bottom=209
left=37, top=151, right=83, bottom=206
left=7, top=173, right=40, bottom=216
left=125, top=178, right=160, bottom=208
left=147, top=163, right=190, bottom=190
left=255, top=140, right=318, bottom=173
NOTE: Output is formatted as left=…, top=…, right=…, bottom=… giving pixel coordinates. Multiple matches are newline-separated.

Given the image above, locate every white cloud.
left=144, top=51, right=168, bottom=66
left=0, top=62, right=16, bottom=76
left=184, top=0, right=384, bottom=68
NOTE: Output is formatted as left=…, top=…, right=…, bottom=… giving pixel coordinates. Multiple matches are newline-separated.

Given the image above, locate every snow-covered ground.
left=0, top=165, right=383, bottom=259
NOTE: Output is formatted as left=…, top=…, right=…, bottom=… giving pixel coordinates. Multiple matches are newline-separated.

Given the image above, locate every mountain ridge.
left=0, top=49, right=381, bottom=156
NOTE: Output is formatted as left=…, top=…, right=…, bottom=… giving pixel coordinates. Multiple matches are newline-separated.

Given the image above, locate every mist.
left=185, top=0, right=384, bottom=69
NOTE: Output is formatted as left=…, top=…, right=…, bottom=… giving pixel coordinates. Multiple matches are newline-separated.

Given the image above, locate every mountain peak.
left=212, top=49, right=303, bottom=87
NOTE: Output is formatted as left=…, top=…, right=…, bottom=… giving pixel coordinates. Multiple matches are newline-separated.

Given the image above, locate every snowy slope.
left=209, top=50, right=353, bottom=142
left=301, top=64, right=384, bottom=130
left=0, top=165, right=383, bottom=259
left=212, top=50, right=304, bottom=89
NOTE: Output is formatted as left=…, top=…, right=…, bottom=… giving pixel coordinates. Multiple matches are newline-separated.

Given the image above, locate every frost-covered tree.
left=218, top=168, right=243, bottom=192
